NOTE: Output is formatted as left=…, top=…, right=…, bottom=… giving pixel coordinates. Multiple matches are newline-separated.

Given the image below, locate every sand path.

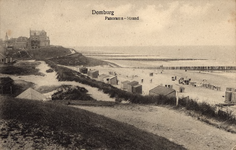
left=74, top=105, right=236, bottom=150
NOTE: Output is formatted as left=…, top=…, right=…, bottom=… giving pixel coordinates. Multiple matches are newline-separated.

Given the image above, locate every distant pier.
left=135, top=66, right=236, bottom=71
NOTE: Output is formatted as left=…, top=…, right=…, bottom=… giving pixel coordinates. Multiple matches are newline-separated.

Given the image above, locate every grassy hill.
left=5, top=46, right=108, bottom=66
left=0, top=96, right=185, bottom=149
left=28, top=46, right=72, bottom=59
left=49, top=52, right=108, bottom=66
left=6, top=46, right=71, bottom=60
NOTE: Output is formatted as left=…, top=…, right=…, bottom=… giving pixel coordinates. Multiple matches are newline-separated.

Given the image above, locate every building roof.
left=127, top=81, right=139, bottom=86
left=149, top=85, right=176, bottom=96
left=16, top=36, right=28, bottom=42
left=16, top=88, right=46, bottom=101
left=121, top=80, right=130, bottom=84
left=99, top=74, right=110, bottom=78
left=30, top=30, right=46, bottom=36
left=88, top=69, right=99, bottom=73
left=107, top=75, right=116, bottom=79
left=133, top=84, right=142, bottom=88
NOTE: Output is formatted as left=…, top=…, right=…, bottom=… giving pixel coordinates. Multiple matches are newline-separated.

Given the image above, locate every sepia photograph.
left=0, top=0, right=235, bottom=149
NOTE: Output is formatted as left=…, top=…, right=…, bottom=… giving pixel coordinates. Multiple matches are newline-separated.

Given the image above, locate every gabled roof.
left=107, top=75, right=116, bottom=79
left=127, top=81, right=139, bottom=86
left=133, top=84, right=142, bottom=88
left=121, top=80, right=130, bottom=84
left=16, top=88, right=46, bottom=101
left=88, top=69, right=98, bottom=73
left=149, top=85, right=176, bottom=96
left=99, top=74, right=110, bottom=78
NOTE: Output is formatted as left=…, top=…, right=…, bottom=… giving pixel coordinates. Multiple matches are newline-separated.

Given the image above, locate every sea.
left=73, top=46, right=236, bottom=68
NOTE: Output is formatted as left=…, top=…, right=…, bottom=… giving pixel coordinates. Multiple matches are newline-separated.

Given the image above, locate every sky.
left=0, top=0, right=235, bottom=47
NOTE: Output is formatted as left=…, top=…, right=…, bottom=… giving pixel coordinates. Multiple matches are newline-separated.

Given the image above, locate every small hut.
left=225, top=87, right=236, bottom=103
left=79, top=67, right=88, bottom=74
left=87, top=69, right=99, bottom=78
left=149, top=85, right=176, bottom=98
left=121, top=81, right=130, bottom=91
left=106, top=76, right=118, bottom=85
left=98, top=74, right=110, bottom=81
left=133, top=84, right=142, bottom=94
left=231, top=92, right=236, bottom=103
left=16, top=88, right=47, bottom=101
left=127, top=81, right=139, bottom=93
left=98, top=74, right=118, bottom=85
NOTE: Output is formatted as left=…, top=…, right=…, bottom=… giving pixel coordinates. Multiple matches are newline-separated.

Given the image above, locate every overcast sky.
left=0, top=0, right=235, bottom=47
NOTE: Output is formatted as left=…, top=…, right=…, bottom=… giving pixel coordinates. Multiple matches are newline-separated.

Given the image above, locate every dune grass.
left=0, top=96, right=185, bottom=149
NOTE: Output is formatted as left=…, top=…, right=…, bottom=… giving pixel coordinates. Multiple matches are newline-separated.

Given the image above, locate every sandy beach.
left=71, top=64, right=235, bottom=105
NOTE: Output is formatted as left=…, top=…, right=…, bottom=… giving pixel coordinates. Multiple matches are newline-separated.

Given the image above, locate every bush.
left=51, top=85, right=94, bottom=101
left=46, top=69, right=54, bottom=73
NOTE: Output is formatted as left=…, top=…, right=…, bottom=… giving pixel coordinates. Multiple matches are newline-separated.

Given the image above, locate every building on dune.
left=29, top=30, right=50, bottom=49
left=3, top=30, right=50, bottom=50
left=121, top=80, right=130, bottom=91
left=4, top=33, right=28, bottom=50
left=149, top=85, right=176, bottom=98
left=14, top=36, right=28, bottom=49
left=127, top=81, right=138, bottom=93
left=79, top=67, right=88, bottom=74
left=126, top=81, right=142, bottom=94
left=132, top=84, right=142, bottom=94
left=87, top=69, right=99, bottom=78
left=98, top=74, right=118, bottom=85
left=225, top=87, right=236, bottom=103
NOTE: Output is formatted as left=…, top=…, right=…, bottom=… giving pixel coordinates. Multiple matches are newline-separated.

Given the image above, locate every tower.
left=5, top=32, right=8, bottom=48
left=5, top=32, right=8, bottom=41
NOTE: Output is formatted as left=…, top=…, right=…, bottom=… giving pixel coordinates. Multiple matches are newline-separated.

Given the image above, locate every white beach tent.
left=16, top=88, right=47, bottom=101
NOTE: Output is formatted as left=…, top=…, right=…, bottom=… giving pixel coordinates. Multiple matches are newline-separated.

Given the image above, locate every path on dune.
left=74, top=105, right=236, bottom=150
left=8, top=60, right=115, bottom=101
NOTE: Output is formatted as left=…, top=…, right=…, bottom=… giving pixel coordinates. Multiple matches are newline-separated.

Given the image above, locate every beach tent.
left=149, top=85, right=176, bottom=98
left=16, top=88, right=47, bottom=101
